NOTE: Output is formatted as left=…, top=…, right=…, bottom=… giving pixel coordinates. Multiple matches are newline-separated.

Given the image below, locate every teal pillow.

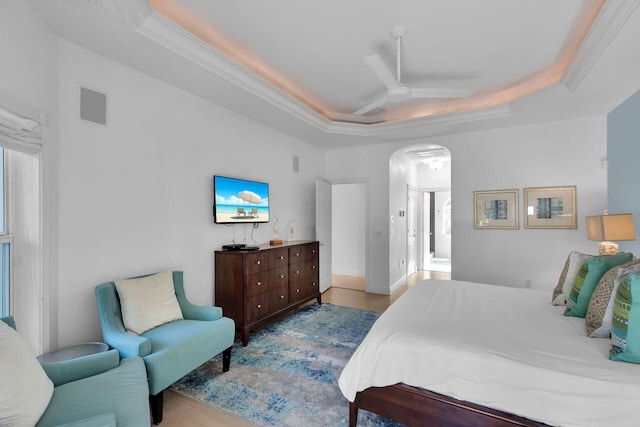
left=565, top=252, right=633, bottom=318
left=611, top=273, right=640, bottom=363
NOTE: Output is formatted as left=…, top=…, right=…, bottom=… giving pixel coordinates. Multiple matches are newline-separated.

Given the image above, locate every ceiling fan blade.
left=352, top=95, right=389, bottom=116
left=364, top=55, right=400, bottom=90
left=410, top=88, right=475, bottom=99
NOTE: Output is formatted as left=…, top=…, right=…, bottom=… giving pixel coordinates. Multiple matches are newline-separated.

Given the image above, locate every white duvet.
left=338, top=279, right=640, bottom=427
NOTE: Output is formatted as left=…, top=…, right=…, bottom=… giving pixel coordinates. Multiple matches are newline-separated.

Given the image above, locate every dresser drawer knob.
left=296, top=289, right=300, bottom=293
left=256, top=260, right=261, bottom=265
left=312, top=282, right=317, bottom=287
left=279, top=256, right=284, bottom=260
left=257, top=304, right=262, bottom=309
left=312, top=265, right=316, bottom=269
left=312, top=249, right=316, bottom=253
left=295, top=252, right=300, bottom=257
left=280, top=295, right=284, bottom=299
left=295, top=270, right=300, bottom=274
left=280, top=274, right=284, bottom=279
left=257, top=281, right=261, bottom=286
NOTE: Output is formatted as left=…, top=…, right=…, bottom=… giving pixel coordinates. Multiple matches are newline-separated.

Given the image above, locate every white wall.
left=325, top=143, right=391, bottom=294
left=417, top=160, right=451, bottom=189
left=55, top=41, right=324, bottom=347
left=326, top=116, right=607, bottom=293
left=332, top=183, right=366, bottom=277
left=388, top=150, right=417, bottom=291
left=445, top=117, right=606, bottom=288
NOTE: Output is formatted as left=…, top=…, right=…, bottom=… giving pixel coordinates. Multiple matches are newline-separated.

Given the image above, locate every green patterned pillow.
left=565, top=252, right=633, bottom=318
left=586, top=259, right=640, bottom=337
left=611, top=274, right=640, bottom=363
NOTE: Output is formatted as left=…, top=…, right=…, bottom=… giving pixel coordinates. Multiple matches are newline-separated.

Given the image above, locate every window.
left=0, top=148, right=11, bottom=316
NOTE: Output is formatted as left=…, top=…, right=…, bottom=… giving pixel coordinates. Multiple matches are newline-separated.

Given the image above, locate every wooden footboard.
left=350, top=384, right=549, bottom=427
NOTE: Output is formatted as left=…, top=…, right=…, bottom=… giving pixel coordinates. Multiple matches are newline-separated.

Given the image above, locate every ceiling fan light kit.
left=354, top=25, right=474, bottom=116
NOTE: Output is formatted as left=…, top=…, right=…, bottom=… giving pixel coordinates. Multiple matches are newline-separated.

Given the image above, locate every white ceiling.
left=26, top=0, right=640, bottom=148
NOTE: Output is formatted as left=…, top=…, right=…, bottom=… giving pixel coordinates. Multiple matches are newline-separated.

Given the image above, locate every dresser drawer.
left=245, top=266, right=289, bottom=298
left=266, top=286, right=288, bottom=312
left=267, top=248, right=288, bottom=269
left=246, top=293, right=268, bottom=323
left=288, top=242, right=319, bottom=263
left=246, top=287, right=289, bottom=323
left=289, top=259, right=319, bottom=281
left=244, top=252, right=268, bottom=275
left=289, top=277, right=319, bottom=303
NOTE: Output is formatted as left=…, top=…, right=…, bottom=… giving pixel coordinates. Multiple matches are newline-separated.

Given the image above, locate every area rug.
left=170, top=303, right=405, bottom=426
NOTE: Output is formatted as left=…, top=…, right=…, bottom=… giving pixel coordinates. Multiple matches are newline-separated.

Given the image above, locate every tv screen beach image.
left=214, top=176, right=269, bottom=223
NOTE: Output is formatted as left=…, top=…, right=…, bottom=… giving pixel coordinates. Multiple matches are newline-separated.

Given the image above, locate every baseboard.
left=366, top=281, right=393, bottom=296
left=389, top=274, right=407, bottom=294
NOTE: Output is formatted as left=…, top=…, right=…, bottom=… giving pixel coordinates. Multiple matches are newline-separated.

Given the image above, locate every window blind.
left=0, top=104, right=43, bottom=154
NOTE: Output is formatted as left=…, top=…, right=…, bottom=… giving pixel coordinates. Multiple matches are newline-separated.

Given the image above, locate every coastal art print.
left=524, top=185, right=577, bottom=229
left=474, top=189, right=519, bottom=229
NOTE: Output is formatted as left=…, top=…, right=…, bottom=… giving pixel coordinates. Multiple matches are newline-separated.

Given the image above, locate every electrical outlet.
left=288, top=223, right=296, bottom=241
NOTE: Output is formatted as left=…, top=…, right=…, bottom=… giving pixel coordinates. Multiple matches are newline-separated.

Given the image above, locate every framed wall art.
left=473, top=189, right=519, bottom=229
left=524, top=185, right=577, bottom=229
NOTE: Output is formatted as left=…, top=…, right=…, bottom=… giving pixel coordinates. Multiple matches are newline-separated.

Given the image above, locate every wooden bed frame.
left=350, top=383, right=549, bottom=427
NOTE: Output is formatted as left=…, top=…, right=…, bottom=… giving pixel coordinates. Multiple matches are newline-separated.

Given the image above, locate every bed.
left=338, top=279, right=640, bottom=427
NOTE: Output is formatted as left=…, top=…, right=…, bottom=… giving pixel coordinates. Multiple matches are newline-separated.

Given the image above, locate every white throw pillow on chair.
left=115, top=271, right=184, bottom=335
left=0, top=320, right=54, bottom=427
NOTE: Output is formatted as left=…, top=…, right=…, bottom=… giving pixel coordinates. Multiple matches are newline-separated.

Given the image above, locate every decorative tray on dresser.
left=214, top=240, right=321, bottom=346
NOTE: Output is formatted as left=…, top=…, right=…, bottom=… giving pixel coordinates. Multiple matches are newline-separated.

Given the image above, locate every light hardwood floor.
left=160, top=270, right=450, bottom=426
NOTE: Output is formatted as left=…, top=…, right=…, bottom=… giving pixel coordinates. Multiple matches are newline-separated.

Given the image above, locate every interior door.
left=407, top=185, right=417, bottom=276
left=423, top=192, right=432, bottom=267
left=315, top=180, right=332, bottom=292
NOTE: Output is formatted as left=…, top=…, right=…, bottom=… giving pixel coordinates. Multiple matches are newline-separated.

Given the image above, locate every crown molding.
left=325, top=104, right=511, bottom=137
left=125, top=2, right=623, bottom=139
left=135, top=11, right=332, bottom=132
left=563, top=0, right=640, bottom=92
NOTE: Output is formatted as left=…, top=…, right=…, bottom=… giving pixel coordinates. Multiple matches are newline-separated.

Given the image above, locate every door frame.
left=326, top=178, right=369, bottom=292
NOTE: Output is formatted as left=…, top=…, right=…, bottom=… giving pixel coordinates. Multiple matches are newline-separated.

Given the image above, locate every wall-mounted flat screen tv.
left=213, top=175, right=270, bottom=224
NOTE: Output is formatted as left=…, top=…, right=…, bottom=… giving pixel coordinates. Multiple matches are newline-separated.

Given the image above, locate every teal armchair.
left=0, top=316, right=150, bottom=427
left=95, top=271, right=235, bottom=424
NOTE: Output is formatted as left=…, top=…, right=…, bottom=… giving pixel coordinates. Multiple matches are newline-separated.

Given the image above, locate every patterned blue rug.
left=170, top=303, right=405, bottom=426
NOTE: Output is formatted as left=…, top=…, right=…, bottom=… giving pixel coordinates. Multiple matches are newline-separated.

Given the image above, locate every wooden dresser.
left=214, top=240, right=321, bottom=346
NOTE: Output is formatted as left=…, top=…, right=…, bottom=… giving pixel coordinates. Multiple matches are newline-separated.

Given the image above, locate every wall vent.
left=80, top=87, right=107, bottom=126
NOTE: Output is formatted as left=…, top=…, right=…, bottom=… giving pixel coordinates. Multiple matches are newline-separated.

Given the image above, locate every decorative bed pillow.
left=115, top=271, right=184, bottom=335
left=0, top=320, right=54, bottom=427
left=586, top=259, right=640, bottom=337
left=565, top=252, right=633, bottom=318
left=611, top=273, right=640, bottom=363
left=552, top=251, right=593, bottom=305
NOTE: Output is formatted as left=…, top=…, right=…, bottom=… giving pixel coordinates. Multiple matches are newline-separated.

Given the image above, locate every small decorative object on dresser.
left=270, top=218, right=283, bottom=245
left=215, top=240, right=321, bottom=346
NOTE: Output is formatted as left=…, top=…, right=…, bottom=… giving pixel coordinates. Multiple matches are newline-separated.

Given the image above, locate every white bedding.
left=338, top=279, right=640, bottom=427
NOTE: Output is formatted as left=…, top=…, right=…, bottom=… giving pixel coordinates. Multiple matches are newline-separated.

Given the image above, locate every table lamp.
left=585, top=212, right=635, bottom=255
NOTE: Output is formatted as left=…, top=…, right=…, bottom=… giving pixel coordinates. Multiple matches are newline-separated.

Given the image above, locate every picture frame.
left=524, top=185, right=577, bottom=229
left=473, top=189, right=519, bottom=229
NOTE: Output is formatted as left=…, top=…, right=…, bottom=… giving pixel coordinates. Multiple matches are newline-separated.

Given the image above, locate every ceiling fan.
left=353, top=25, right=474, bottom=116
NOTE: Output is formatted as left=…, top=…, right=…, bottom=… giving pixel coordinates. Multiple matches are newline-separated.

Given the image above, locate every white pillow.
left=552, top=251, right=593, bottom=305
left=0, top=320, right=54, bottom=426
left=115, top=271, right=184, bottom=335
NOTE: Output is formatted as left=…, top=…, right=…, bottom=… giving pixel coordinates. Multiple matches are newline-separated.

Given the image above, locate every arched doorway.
left=390, top=144, right=451, bottom=284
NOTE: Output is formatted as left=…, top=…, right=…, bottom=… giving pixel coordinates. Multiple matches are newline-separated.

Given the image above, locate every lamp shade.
left=586, top=213, right=635, bottom=241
